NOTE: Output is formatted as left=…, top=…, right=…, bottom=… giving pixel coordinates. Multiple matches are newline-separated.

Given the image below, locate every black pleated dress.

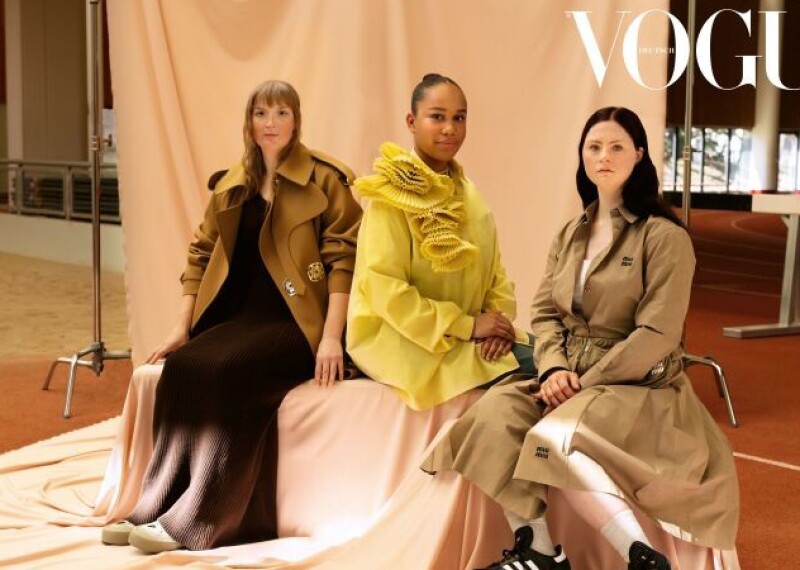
left=127, top=193, right=315, bottom=549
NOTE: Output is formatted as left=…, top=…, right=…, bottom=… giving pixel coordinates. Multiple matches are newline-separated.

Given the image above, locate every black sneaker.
left=628, top=541, right=671, bottom=569
left=477, top=526, right=570, bottom=570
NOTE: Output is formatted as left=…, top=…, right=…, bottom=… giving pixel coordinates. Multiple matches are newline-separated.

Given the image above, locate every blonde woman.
left=102, top=80, right=361, bottom=553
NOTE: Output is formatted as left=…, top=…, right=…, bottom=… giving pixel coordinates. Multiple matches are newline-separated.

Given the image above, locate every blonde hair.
left=242, top=80, right=302, bottom=197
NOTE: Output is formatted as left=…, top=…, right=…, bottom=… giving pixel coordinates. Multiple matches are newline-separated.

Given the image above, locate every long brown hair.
left=241, top=80, right=302, bottom=197
left=576, top=106, right=684, bottom=228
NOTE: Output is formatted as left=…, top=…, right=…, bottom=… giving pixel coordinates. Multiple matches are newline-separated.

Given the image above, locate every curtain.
left=106, top=0, right=669, bottom=363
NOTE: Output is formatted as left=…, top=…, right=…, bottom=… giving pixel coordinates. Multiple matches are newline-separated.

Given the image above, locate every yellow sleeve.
left=180, top=194, right=219, bottom=295
left=357, top=199, right=475, bottom=353
left=530, top=229, right=571, bottom=377
left=579, top=224, right=695, bottom=388
left=482, top=222, right=518, bottom=319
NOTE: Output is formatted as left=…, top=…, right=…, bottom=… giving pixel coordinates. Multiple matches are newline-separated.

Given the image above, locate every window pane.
left=673, top=128, right=706, bottom=192
left=21, top=169, right=64, bottom=213
left=728, top=129, right=752, bottom=192
left=103, top=109, right=117, bottom=165
left=703, top=129, right=729, bottom=192
left=691, top=128, right=703, bottom=191
left=674, top=128, right=684, bottom=190
left=663, top=128, right=676, bottom=191
left=778, top=133, right=798, bottom=192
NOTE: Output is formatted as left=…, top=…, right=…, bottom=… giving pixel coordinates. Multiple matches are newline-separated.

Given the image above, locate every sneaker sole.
left=128, top=530, right=181, bottom=554
left=101, top=525, right=133, bottom=546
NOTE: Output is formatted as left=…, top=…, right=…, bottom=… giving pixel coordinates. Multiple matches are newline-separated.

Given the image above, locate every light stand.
left=42, top=0, right=130, bottom=418
left=679, top=0, right=739, bottom=427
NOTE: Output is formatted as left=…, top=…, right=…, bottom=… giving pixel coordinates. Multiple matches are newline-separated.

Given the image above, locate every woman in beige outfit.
left=422, top=107, right=739, bottom=570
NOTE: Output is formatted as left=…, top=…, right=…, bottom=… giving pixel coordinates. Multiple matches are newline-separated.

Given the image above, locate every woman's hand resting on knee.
left=534, top=370, right=581, bottom=415
left=314, top=337, right=344, bottom=388
left=146, top=294, right=195, bottom=364
left=146, top=324, right=190, bottom=364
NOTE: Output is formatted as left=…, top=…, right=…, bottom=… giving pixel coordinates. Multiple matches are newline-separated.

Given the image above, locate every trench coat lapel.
left=266, top=143, right=328, bottom=297
left=560, top=202, right=639, bottom=316
left=269, top=181, right=326, bottom=298
left=582, top=202, right=639, bottom=282
left=215, top=200, right=243, bottom=262
left=271, top=143, right=328, bottom=241
left=563, top=219, right=588, bottom=317
left=210, top=163, right=248, bottom=263
left=585, top=214, right=624, bottom=279
left=271, top=182, right=327, bottom=240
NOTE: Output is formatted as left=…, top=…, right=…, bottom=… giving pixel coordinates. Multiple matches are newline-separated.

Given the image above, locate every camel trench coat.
left=179, top=143, right=362, bottom=352
left=423, top=202, right=739, bottom=549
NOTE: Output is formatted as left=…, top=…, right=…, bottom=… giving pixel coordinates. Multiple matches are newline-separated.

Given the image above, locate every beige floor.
left=0, top=252, right=129, bottom=360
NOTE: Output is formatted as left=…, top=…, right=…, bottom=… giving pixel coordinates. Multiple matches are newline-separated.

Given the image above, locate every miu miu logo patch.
left=621, top=256, right=634, bottom=267
left=535, top=446, right=549, bottom=459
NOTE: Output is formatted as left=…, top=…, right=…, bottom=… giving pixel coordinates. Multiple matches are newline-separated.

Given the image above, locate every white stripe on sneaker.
left=513, top=562, right=525, bottom=570
left=525, top=561, right=540, bottom=570
left=502, top=564, right=514, bottom=570
left=553, top=549, right=567, bottom=563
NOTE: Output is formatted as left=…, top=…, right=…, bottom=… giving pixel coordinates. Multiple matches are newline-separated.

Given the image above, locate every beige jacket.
left=518, top=201, right=739, bottom=549
left=180, top=143, right=362, bottom=352
left=421, top=201, right=739, bottom=548
left=533, top=201, right=692, bottom=388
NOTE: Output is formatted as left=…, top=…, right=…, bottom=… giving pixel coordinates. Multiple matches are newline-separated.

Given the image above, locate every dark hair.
left=576, top=106, right=684, bottom=228
left=410, top=73, right=464, bottom=115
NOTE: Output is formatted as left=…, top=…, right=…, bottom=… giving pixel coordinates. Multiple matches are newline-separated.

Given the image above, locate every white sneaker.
left=128, top=521, right=182, bottom=554
left=101, top=520, right=135, bottom=545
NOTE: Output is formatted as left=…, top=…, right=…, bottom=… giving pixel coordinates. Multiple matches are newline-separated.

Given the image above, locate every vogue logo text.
left=567, top=9, right=798, bottom=91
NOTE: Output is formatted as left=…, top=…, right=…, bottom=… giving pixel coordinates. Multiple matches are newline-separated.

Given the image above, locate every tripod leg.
left=42, top=360, right=61, bottom=390
left=63, top=356, right=80, bottom=419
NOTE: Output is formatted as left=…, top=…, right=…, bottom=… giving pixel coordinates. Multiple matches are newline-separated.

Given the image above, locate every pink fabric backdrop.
left=106, top=0, right=672, bottom=363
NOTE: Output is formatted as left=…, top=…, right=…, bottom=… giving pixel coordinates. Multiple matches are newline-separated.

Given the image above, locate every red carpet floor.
left=686, top=210, right=799, bottom=569
left=0, top=358, right=132, bottom=452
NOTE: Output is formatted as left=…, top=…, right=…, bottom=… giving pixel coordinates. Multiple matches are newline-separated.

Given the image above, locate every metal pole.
left=89, top=0, right=103, bottom=347
left=681, top=0, right=697, bottom=227
left=42, top=0, right=130, bottom=418
left=679, top=0, right=739, bottom=426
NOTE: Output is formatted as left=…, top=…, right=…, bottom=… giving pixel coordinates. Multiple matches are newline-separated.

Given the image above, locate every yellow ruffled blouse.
left=346, top=143, right=522, bottom=409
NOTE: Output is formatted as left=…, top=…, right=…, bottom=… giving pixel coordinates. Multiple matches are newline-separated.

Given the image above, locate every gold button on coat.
left=307, top=262, right=325, bottom=283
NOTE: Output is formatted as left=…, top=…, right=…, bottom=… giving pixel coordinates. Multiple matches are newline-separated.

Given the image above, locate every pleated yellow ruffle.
left=355, top=142, right=477, bottom=272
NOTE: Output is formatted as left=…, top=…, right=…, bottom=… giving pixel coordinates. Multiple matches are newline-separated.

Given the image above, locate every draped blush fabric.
left=93, top=368, right=504, bottom=547
left=0, top=371, right=740, bottom=569
left=0, top=373, right=511, bottom=569
left=106, top=0, right=672, bottom=363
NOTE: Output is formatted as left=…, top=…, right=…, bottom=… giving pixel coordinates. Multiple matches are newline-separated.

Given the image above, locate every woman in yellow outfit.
left=347, top=73, right=534, bottom=410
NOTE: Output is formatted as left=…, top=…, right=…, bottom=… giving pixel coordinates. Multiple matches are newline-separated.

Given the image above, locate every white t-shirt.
left=572, top=259, right=592, bottom=312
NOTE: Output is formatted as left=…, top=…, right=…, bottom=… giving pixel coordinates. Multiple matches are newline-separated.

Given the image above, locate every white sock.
left=599, top=509, right=651, bottom=562
left=504, top=509, right=557, bottom=556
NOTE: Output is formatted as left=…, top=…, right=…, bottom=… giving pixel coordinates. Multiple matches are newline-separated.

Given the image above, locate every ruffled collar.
left=354, top=142, right=477, bottom=272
